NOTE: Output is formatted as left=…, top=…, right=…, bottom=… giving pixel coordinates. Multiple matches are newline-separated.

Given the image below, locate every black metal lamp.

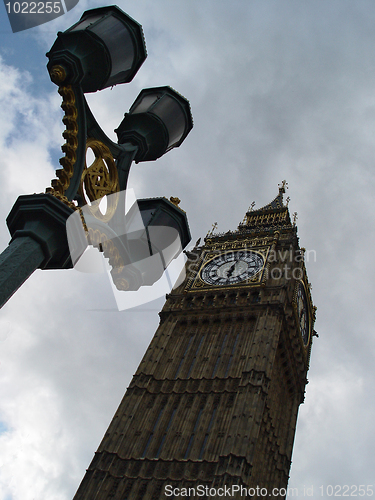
left=0, top=5, right=194, bottom=308
left=46, top=5, right=147, bottom=93
left=122, top=197, right=191, bottom=287
left=115, top=86, right=193, bottom=162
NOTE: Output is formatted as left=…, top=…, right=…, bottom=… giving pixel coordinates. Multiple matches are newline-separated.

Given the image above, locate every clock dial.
left=296, top=281, right=311, bottom=346
left=201, top=250, right=264, bottom=286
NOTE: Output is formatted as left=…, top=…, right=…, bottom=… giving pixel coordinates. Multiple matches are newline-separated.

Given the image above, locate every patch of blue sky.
left=0, top=11, right=54, bottom=94
left=0, top=420, right=9, bottom=434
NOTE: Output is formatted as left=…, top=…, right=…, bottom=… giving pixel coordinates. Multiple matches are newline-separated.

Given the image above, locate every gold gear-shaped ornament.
left=79, top=138, right=120, bottom=221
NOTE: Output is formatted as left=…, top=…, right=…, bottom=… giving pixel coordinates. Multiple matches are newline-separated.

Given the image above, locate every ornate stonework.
left=73, top=185, right=316, bottom=499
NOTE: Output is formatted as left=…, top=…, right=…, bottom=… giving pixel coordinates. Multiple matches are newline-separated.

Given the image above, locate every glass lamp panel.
left=69, top=14, right=103, bottom=32
left=151, top=95, right=186, bottom=148
left=131, top=94, right=159, bottom=114
left=139, top=208, right=155, bottom=227
left=89, top=16, right=135, bottom=86
left=148, top=211, right=181, bottom=268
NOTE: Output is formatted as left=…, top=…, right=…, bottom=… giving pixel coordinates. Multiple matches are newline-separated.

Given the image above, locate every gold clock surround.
left=188, top=245, right=270, bottom=291
left=293, top=277, right=314, bottom=348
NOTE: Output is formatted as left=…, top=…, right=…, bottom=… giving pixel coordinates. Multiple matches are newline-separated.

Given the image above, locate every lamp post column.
left=0, top=193, right=74, bottom=308
left=0, top=238, right=44, bottom=307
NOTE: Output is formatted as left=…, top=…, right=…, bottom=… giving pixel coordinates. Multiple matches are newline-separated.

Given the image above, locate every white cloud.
left=0, top=1, right=375, bottom=498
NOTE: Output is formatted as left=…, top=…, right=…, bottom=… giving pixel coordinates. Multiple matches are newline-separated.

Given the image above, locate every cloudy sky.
left=0, top=1, right=375, bottom=498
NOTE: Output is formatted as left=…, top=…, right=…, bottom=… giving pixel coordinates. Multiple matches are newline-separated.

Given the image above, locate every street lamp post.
left=0, top=5, right=193, bottom=308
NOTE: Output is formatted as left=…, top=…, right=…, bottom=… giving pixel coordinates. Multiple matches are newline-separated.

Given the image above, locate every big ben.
left=73, top=181, right=316, bottom=499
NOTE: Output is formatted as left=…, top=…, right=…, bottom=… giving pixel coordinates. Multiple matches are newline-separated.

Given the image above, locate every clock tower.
left=73, top=183, right=316, bottom=499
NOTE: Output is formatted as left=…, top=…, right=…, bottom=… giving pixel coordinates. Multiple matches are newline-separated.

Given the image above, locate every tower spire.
left=239, top=181, right=292, bottom=231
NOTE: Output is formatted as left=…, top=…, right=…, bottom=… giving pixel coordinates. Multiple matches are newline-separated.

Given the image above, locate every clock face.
left=201, top=250, right=264, bottom=286
left=296, top=281, right=311, bottom=346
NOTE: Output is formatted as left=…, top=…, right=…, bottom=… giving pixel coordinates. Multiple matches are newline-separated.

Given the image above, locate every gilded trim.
left=187, top=245, right=271, bottom=292
left=78, top=138, right=120, bottom=222
left=47, top=85, right=78, bottom=196
left=292, top=276, right=314, bottom=349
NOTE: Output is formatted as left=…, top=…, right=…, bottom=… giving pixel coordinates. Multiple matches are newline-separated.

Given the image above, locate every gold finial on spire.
left=206, top=222, right=218, bottom=237
left=242, top=202, right=255, bottom=224
left=278, top=180, right=288, bottom=194
left=169, top=196, right=181, bottom=207
left=292, top=212, right=298, bottom=226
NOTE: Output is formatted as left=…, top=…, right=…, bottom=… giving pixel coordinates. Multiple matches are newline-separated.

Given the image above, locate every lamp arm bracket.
left=46, top=86, right=140, bottom=209
left=84, top=99, right=138, bottom=192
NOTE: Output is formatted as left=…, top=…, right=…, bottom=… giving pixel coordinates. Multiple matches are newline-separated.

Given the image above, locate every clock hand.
left=226, top=262, right=237, bottom=278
